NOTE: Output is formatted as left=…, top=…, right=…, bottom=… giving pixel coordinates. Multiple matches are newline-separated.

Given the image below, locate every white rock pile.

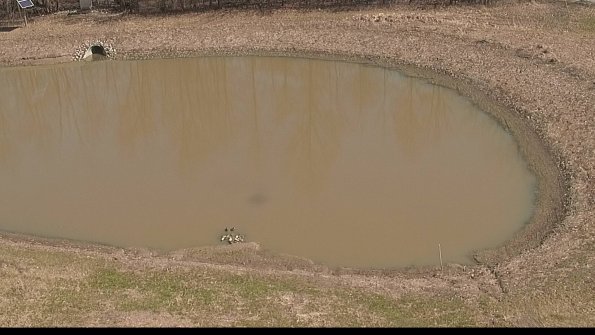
left=72, top=40, right=117, bottom=61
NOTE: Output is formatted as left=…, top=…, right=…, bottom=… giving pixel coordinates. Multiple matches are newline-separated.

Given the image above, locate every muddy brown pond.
left=0, top=56, right=537, bottom=268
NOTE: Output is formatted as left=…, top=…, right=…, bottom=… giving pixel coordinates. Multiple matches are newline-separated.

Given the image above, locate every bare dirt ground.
left=0, top=0, right=594, bottom=327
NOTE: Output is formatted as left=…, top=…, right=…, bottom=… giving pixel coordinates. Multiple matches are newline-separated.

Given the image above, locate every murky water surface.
left=0, top=56, right=536, bottom=267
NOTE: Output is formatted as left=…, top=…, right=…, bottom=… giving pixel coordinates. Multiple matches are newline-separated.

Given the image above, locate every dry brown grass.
left=0, top=0, right=594, bottom=327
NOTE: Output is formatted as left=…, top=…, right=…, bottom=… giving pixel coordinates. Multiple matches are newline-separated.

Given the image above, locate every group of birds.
left=220, top=227, right=246, bottom=244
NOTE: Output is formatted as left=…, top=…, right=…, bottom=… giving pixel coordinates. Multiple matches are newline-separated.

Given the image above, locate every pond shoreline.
left=0, top=48, right=567, bottom=271
left=0, top=52, right=546, bottom=268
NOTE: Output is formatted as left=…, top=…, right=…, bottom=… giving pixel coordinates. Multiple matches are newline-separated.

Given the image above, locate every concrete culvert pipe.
left=82, top=45, right=107, bottom=61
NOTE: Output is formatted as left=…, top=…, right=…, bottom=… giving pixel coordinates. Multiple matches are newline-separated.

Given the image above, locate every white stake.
left=439, top=243, right=443, bottom=271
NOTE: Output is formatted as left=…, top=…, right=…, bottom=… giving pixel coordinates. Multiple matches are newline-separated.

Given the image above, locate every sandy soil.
left=0, top=0, right=594, bottom=326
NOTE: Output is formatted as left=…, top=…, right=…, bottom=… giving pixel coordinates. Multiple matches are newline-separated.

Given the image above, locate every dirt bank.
left=0, top=0, right=594, bottom=326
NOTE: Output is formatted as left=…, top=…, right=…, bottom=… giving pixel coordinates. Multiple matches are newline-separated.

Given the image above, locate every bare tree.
left=5, top=0, right=13, bottom=17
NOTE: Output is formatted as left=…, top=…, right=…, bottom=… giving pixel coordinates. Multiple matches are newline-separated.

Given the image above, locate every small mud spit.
left=219, top=227, right=246, bottom=245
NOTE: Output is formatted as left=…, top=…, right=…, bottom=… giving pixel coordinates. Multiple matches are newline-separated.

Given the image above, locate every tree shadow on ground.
left=0, top=26, right=20, bottom=32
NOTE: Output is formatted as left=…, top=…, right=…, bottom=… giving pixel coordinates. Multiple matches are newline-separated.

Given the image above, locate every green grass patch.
left=226, top=273, right=319, bottom=300
left=87, top=267, right=219, bottom=313
left=0, top=244, right=489, bottom=326
left=335, top=290, right=476, bottom=327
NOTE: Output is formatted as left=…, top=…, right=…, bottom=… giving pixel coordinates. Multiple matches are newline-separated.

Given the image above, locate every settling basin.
left=0, top=56, right=537, bottom=268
